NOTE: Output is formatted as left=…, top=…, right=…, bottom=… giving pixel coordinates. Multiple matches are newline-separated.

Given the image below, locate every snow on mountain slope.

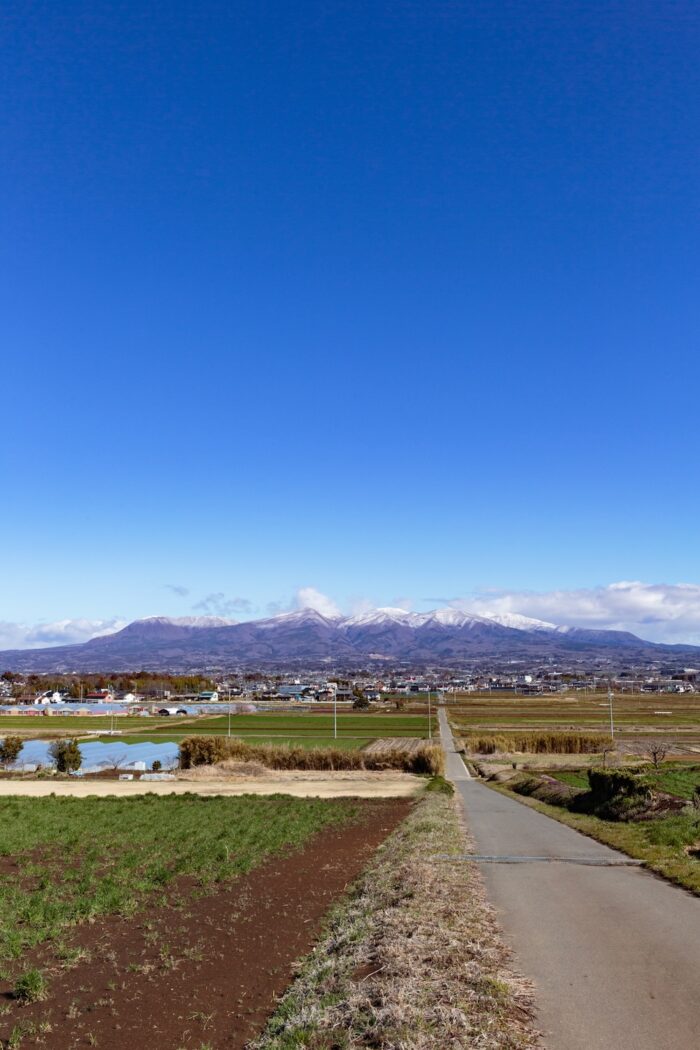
left=165, top=616, right=237, bottom=628
left=131, top=616, right=237, bottom=629
left=254, top=608, right=339, bottom=630
left=478, top=612, right=558, bottom=632
left=342, top=607, right=423, bottom=628
left=421, top=608, right=474, bottom=627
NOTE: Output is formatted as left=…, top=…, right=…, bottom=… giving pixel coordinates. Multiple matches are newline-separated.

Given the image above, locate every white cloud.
left=0, top=618, right=127, bottom=651
left=347, top=596, right=377, bottom=617
left=5, top=582, right=700, bottom=651
left=389, top=595, right=414, bottom=612
left=294, top=587, right=342, bottom=618
left=448, top=582, right=700, bottom=644
left=193, top=593, right=253, bottom=616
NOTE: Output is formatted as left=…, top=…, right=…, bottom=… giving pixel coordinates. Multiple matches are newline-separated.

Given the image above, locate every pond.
left=4, top=738, right=180, bottom=773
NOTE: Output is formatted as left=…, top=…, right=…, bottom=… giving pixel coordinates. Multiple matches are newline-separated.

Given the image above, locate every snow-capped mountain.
left=0, top=606, right=698, bottom=671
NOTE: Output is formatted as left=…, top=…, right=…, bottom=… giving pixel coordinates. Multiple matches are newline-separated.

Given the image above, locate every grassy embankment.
left=0, top=794, right=360, bottom=974
left=551, top=763, right=700, bottom=799
left=253, top=790, right=539, bottom=1050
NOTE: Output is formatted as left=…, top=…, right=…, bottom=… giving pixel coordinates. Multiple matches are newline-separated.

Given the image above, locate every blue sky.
left=2, top=1, right=700, bottom=645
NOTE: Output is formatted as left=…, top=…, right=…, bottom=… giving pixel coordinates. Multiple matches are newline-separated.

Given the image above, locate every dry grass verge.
left=180, top=736, right=444, bottom=775
left=249, top=793, right=539, bottom=1049
left=182, top=758, right=269, bottom=778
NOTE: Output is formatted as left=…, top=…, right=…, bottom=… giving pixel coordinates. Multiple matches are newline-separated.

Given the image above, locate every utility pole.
left=227, top=687, right=231, bottom=737
left=334, top=685, right=338, bottom=740
left=608, top=685, right=615, bottom=743
left=427, top=690, right=432, bottom=740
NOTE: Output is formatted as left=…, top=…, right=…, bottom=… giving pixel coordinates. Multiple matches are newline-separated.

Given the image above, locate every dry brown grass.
left=250, top=793, right=539, bottom=1049
left=179, top=736, right=444, bottom=776
left=462, top=731, right=603, bottom=755
left=180, top=759, right=268, bottom=779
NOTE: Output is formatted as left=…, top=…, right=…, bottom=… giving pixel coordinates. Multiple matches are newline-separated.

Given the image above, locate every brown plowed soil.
left=0, top=798, right=411, bottom=1050
left=363, top=737, right=429, bottom=753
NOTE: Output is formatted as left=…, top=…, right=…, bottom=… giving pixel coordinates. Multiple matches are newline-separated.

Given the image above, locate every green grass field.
left=95, top=733, right=373, bottom=749
left=105, top=712, right=434, bottom=749
left=1, top=712, right=434, bottom=749
left=0, top=794, right=360, bottom=966
left=0, top=716, right=175, bottom=734
left=187, top=713, right=432, bottom=734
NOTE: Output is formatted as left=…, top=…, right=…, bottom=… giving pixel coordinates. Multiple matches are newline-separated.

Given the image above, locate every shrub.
left=13, top=968, right=48, bottom=1003
left=179, top=736, right=444, bottom=776
left=577, top=767, right=655, bottom=821
left=424, top=774, right=454, bottom=795
left=151, top=759, right=162, bottom=772
left=179, top=736, right=231, bottom=768
left=0, top=735, right=23, bottom=766
left=352, top=696, right=371, bottom=710
left=49, top=738, right=82, bottom=773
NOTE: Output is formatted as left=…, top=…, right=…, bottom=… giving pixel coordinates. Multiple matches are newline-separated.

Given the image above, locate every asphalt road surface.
left=438, top=708, right=700, bottom=1050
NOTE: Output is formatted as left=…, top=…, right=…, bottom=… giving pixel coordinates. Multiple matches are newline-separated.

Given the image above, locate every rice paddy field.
left=448, top=692, right=700, bottom=753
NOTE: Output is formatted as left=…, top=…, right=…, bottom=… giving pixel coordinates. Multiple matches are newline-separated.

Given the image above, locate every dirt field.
left=0, top=770, right=423, bottom=799
left=0, top=799, right=411, bottom=1049
left=363, top=736, right=433, bottom=753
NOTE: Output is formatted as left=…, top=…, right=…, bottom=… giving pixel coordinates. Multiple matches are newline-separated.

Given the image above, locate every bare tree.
left=601, top=745, right=615, bottom=768
left=647, top=740, right=669, bottom=770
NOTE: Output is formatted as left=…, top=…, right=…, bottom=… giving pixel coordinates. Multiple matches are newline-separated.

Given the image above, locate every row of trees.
left=0, top=736, right=82, bottom=772
left=1, top=672, right=218, bottom=698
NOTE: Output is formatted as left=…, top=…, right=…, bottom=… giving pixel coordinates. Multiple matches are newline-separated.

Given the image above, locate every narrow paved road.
left=439, top=708, right=700, bottom=1050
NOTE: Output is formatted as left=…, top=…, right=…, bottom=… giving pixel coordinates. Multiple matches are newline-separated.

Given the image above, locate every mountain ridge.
left=0, top=608, right=698, bottom=672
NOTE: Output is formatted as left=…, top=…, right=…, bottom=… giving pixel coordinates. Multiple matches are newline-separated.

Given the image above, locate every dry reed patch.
left=179, top=736, right=444, bottom=776
left=251, top=794, right=539, bottom=1050
left=461, top=731, right=603, bottom=755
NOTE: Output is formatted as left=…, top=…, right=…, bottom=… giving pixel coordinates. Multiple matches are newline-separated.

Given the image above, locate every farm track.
left=0, top=772, right=424, bottom=798
left=439, top=709, right=700, bottom=1050
left=0, top=799, right=411, bottom=1050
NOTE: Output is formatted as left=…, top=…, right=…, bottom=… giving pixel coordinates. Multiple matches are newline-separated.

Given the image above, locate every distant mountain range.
left=1, top=607, right=699, bottom=672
